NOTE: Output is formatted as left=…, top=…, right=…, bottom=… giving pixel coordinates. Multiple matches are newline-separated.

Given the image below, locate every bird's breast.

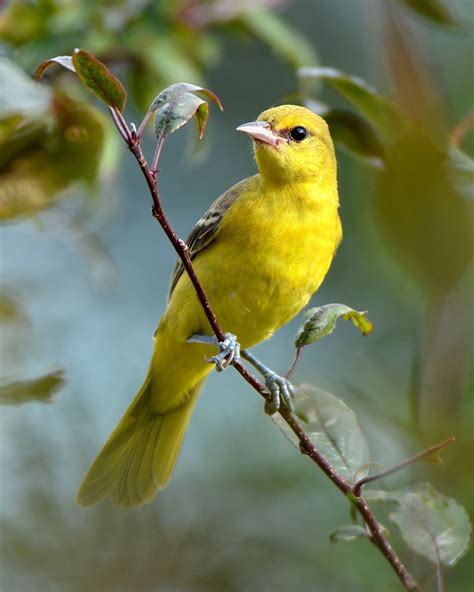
left=197, top=191, right=341, bottom=347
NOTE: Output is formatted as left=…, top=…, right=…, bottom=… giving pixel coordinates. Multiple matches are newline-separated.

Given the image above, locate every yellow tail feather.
left=76, top=377, right=203, bottom=508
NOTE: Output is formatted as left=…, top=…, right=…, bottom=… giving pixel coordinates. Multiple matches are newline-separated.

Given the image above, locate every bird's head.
left=237, top=105, right=336, bottom=185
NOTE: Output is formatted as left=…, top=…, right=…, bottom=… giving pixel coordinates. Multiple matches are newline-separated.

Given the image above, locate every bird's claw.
left=263, top=372, right=296, bottom=415
left=208, top=332, right=240, bottom=372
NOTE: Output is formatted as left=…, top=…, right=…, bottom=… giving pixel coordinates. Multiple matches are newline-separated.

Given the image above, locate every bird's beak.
left=236, top=120, right=284, bottom=148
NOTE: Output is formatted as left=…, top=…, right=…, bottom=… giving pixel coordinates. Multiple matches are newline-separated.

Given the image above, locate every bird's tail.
left=76, top=374, right=203, bottom=508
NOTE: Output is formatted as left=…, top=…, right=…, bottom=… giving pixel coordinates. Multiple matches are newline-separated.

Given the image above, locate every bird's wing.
left=168, top=176, right=258, bottom=299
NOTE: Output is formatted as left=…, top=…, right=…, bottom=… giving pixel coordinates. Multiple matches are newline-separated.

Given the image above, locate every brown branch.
left=353, top=436, right=456, bottom=497
left=110, top=109, right=421, bottom=592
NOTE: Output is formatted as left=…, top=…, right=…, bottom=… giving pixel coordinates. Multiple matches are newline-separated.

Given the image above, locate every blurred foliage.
left=0, top=0, right=318, bottom=112
left=0, top=58, right=106, bottom=221
left=1, top=0, right=473, bottom=590
left=0, top=368, right=65, bottom=405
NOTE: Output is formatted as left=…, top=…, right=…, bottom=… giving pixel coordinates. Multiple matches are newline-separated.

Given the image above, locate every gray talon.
left=208, top=332, right=240, bottom=372
left=263, top=372, right=295, bottom=415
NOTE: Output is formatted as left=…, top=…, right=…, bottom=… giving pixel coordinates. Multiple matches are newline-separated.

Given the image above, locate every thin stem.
left=353, top=436, right=455, bottom=497
left=109, top=107, right=131, bottom=143
left=151, top=134, right=164, bottom=175
left=285, top=346, right=303, bottom=379
left=116, top=113, right=421, bottom=592
left=136, top=108, right=154, bottom=143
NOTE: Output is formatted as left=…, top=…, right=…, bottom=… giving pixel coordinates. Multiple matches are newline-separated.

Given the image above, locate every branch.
left=110, top=110, right=421, bottom=592
left=353, top=436, right=456, bottom=497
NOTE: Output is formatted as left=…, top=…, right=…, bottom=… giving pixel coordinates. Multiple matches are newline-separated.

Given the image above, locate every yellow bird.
left=77, top=105, right=342, bottom=508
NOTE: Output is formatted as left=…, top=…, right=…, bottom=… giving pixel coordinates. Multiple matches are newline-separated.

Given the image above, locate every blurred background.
left=0, top=0, right=473, bottom=590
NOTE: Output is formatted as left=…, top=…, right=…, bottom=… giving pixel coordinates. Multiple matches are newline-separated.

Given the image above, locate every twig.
left=109, top=110, right=421, bottom=592
left=285, top=345, right=303, bottom=379
left=352, top=436, right=456, bottom=497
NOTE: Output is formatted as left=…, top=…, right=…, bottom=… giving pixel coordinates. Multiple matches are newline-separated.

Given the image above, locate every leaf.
left=34, top=56, right=75, bottom=82
left=275, top=385, right=370, bottom=483
left=298, top=67, right=402, bottom=140
left=148, top=82, right=222, bottom=114
left=295, top=304, right=373, bottom=348
left=364, top=484, right=471, bottom=567
left=155, top=92, right=207, bottom=140
left=147, top=83, right=222, bottom=141
left=321, top=109, right=384, bottom=168
left=241, top=9, right=319, bottom=70
left=0, top=369, right=66, bottom=405
left=329, top=525, right=370, bottom=543
left=0, top=93, right=105, bottom=221
left=72, top=49, right=127, bottom=112
left=402, top=0, right=460, bottom=27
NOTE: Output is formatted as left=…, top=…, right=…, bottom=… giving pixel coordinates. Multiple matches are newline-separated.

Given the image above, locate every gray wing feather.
left=167, top=177, right=256, bottom=299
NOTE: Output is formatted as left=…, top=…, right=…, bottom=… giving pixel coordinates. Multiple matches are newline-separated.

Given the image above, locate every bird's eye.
left=289, top=126, right=307, bottom=142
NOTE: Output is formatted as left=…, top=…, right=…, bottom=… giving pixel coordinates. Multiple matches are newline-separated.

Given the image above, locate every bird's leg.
left=187, top=333, right=240, bottom=372
left=240, top=350, right=295, bottom=415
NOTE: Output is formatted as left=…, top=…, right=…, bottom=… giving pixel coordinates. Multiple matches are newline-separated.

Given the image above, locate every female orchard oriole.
left=77, top=105, right=342, bottom=508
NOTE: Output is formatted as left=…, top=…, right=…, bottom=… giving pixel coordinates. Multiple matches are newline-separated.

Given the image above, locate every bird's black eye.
left=289, top=126, right=307, bottom=142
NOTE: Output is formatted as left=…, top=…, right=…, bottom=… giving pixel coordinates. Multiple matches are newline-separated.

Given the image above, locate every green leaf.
left=154, top=93, right=206, bottom=140
left=275, top=385, right=370, bottom=483
left=148, top=82, right=222, bottom=114
left=402, top=0, right=460, bottom=27
left=241, top=9, right=319, bottom=70
left=298, top=67, right=402, bottom=140
left=72, top=49, right=127, bottom=112
left=148, top=83, right=222, bottom=141
left=321, top=109, right=384, bottom=168
left=364, top=484, right=471, bottom=567
left=0, top=369, right=66, bottom=405
left=295, top=304, right=373, bottom=348
left=329, top=525, right=370, bottom=543
left=0, top=92, right=105, bottom=221
left=34, top=55, right=75, bottom=82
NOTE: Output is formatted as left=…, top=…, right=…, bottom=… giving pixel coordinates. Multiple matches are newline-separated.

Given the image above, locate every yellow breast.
left=193, top=178, right=342, bottom=347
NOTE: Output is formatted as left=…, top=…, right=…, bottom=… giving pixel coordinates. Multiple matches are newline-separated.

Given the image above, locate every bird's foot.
left=263, top=371, right=295, bottom=415
left=239, top=350, right=295, bottom=414
left=188, top=332, right=240, bottom=372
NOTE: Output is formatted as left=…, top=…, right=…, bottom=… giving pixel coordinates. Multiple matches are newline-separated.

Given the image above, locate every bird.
left=77, top=105, right=342, bottom=508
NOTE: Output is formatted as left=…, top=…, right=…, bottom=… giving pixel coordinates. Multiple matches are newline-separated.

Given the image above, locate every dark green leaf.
left=322, top=109, right=384, bottom=168
left=295, top=304, right=373, bottom=348
left=273, top=385, right=370, bottom=483
left=330, top=525, right=370, bottom=543
left=298, top=67, right=402, bottom=140
left=0, top=369, right=66, bottom=405
left=402, top=0, right=460, bottom=27
left=34, top=55, right=75, bottom=82
left=72, top=49, right=127, bottom=112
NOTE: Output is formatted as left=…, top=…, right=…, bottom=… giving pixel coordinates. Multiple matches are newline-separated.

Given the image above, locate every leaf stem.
left=285, top=345, right=303, bottom=379
left=111, top=108, right=421, bottom=592
left=352, top=436, right=455, bottom=497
